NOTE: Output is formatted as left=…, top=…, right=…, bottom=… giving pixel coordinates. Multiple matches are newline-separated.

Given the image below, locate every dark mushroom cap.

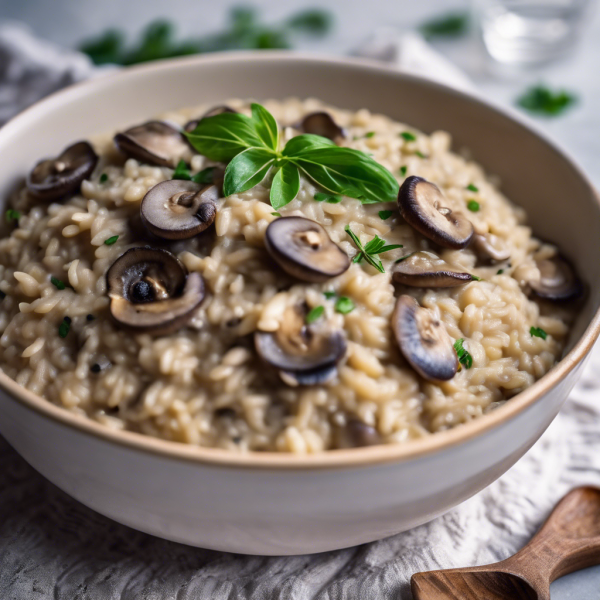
left=398, top=176, right=474, bottom=249
left=392, top=251, right=475, bottom=287
left=530, top=255, right=583, bottom=301
left=184, top=105, right=237, bottom=133
left=114, top=121, right=189, bottom=168
left=264, top=217, right=350, bottom=283
left=106, top=247, right=205, bottom=335
left=297, top=112, right=346, bottom=141
left=140, top=180, right=219, bottom=240
left=343, top=419, right=381, bottom=448
left=472, top=233, right=511, bottom=263
left=255, top=305, right=346, bottom=385
left=392, top=295, right=458, bottom=382
left=26, top=141, right=98, bottom=201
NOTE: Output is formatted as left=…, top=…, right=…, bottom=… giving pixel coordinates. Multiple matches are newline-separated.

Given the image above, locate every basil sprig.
left=186, top=103, right=399, bottom=210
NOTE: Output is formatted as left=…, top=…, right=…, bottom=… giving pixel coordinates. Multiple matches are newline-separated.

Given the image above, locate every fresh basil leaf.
left=378, top=210, right=393, bottom=220
left=192, top=166, right=217, bottom=184
left=270, top=162, right=300, bottom=210
left=186, top=112, right=271, bottom=162
left=223, top=148, right=275, bottom=196
left=251, top=103, right=279, bottom=152
left=284, top=137, right=398, bottom=204
left=314, top=192, right=342, bottom=203
left=172, top=160, right=191, bottom=180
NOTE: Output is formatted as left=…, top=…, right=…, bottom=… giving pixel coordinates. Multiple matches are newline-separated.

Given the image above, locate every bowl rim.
left=2, top=50, right=599, bottom=471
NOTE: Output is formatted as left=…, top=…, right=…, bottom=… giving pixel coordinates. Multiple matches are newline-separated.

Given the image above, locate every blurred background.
left=1, top=0, right=599, bottom=185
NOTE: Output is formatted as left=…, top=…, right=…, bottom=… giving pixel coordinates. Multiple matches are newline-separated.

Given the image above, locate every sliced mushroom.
left=141, top=180, right=218, bottom=240
left=392, top=251, right=476, bottom=287
left=398, top=176, right=474, bottom=249
left=344, top=419, right=381, bottom=448
left=26, top=141, right=98, bottom=201
left=106, top=247, right=205, bottom=335
left=472, top=233, right=511, bottom=263
left=530, top=255, right=583, bottom=301
left=297, top=112, right=346, bottom=141
left=184, top=105, right=237, bottom=133
left=114, top=121, right=189, bottom=167
left=392, top=295, right=458, bottom=381
left=265, top=217, right=350, bottom=283
left=255, top=305, right=347, bottom=386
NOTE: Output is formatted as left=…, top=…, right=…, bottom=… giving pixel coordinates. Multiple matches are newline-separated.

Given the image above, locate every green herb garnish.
left=415, top=151, right=427, bottom=159
left=51, top=276, right=66, bottom=290
left=400, top=131, right=417, bottom=142
left=365, top=131, right=375, bottom=138
left=471, top=275, right=482, bottom=281
left=454, top=338, right=473, bottom=369
left=497, top=269, right=504, bottom=275
left=517, top=85, right=577, bottom=117
left=420, top=11, right=469, bottom=38
left=378, top=210, right=393, bottom=220
left=186, top=103, right=399, bottom=210
left=530, top=326, right=548, bottom=340
left=58, top=316, right=71, bottom=338
left=104, top=235, right=119, bottom=246
left=80, top=8, right=333, bottom=66
left=467, top=200, right=480, bottom=212
left=345, top=225, right=402, bottom=273
left=399, top=165, right=407, bottom=177
left=192, top=166, right=217, bottom=184
left=306, top=305, right=324, bottom=324
left=324, top=291, right=337, bottom=299
left=395, top=252, right=415, bottom=263
left=314, top=192, right=343, bottom=203
left=271, top=212, right=281, bottom=217
left=5, top=209, right=20, bottom=224
left=99, top=173, right=109, bottom=183
left=172, top=160, right=192, bottom=180
left=335, top=296, right=355, bottom=314
left=466, top=183, right=478, bottom=192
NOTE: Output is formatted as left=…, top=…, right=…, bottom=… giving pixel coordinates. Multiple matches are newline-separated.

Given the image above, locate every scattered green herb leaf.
left=517, top=85, right=577, bottom=117
left=324, top=291, right=337, bottom=299
left=399, top=165, right=407, bottom=177
left=335, top=296, right=355, bottom=314
left=471, top=275, right=482, bottom=281
left=172, top=159, right=192, bottom=180
left=314, top=192, right=342, bottom=203
left=271, top=212, right=281, bottom=217
left=466, top=183, right=479, bottom=192
left=99, top=173, right=109, bottom=183
left=530, top=326, right=548, bottom=340
left=395, top=252, right=415, bottom=263
left=467, top=200, right=480, bottom=212
left=306, top=305, right=324, bottom=324
left=454, top=338, right=473, bottom=369
left=51, top=276, right=66, bottom=290
left=286, top=9, right=333, bottom=35
left=192, top=166, right=217, bottom=184
left=420, top=11, right=470, bottom=38
left=104, top=235, right=119, bottom=246
left=497, top=269, right=504, bottom=275
left=400, top=131, right=417, bottom=142
left=5, top=209, right=20, bottom=224
left=58, top=317, right=71, bottom=338
left=378, top=210, right=393, bottom=220
left=365, top=131, right=375, bottom=138
left=415, top=151, right=427, bottom=159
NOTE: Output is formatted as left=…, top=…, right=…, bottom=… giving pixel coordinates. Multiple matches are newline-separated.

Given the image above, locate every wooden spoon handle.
left=501, top=487, right=600, bottom=585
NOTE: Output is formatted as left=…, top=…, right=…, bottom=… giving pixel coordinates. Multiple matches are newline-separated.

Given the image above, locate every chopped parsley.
left=400, top=131, right=417, bottom=142
left=466, top=183, right=479, bottom=192
left=5, top=209, right=20, bottom=224
left=271, top=212, right=281, bottom=217
left=51, top=276, right=66, bottom=290
left=497, top=269, right=504, bottom=275
left=378, top=210, right=393, bottom=220
left=415, top=151, right=427, bottom=159
left=99, top=173, right=109, bottom=183
left=420, top=11, right=469, bottom=39
left=314, top=192, right=342, bottom=203
left=306, top=305, right=324, bottom=324
left=192, top=166, right=217, bottom=184
left=365, top=131, right=375, bottom=138
left=335, top=296, right=355, bottom=314
left=399, top=165, right=407, bottom=177
left=104, top=235, right=119, bottom=245
left=172, top=159, right=192, bottom=180
left=345, top=225, right=403, bottom=273
left=323, top=291, right=337, bottom=299
left=530, top=326, right=548, bottom=340
left=467, top=200, right=480, bottom=212
left=517, top=85, right=577, bottom=117
left=471, top=275, right=482, bottom=281
left=454, top=338, right=473, bottom=369
left=58, top=317, right=71, bottom=338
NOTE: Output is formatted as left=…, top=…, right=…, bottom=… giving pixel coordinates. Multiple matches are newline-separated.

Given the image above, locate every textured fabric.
left=1, top=21, right=600, bottom=599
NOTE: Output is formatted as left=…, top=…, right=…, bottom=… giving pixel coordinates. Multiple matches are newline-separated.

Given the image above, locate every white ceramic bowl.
left=1, top=53, right=599, bottom=556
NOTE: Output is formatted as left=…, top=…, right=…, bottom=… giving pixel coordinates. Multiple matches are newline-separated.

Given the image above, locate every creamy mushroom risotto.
left=0, top=99, right=581, bottom=453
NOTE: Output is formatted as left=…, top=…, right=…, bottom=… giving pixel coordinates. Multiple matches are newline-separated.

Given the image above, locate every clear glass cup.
left=474, top=0, right=594, bottom=66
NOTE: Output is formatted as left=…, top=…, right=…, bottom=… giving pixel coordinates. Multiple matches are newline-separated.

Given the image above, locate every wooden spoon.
left=411, top=486, right=600, bottom=600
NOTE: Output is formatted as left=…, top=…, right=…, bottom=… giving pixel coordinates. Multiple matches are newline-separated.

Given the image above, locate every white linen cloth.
left=1, top=22, right=600, bottom=600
